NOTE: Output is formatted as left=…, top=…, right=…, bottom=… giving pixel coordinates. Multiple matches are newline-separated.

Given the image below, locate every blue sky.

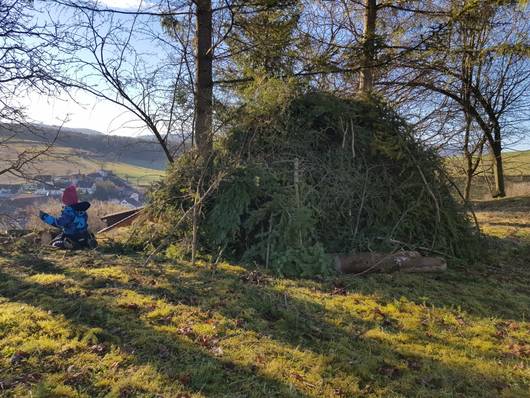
left=24, top=0, right=157, bottom=136
left=21, top=1, right=530, bottom=151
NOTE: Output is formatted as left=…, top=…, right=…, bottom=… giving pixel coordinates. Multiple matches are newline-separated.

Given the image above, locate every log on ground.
left=334, top=251, right=447, bottom=274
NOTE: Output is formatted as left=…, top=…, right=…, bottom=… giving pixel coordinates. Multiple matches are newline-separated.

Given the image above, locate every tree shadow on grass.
left=341, top=265, right=530, bottom=322
left=0, top=268, right=313, bottom=398
left=0, top=250, right=528, bottom=397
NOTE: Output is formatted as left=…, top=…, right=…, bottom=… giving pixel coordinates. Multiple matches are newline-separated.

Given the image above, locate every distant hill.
left=30, top=124, right=104, bottom=137
left=0, top=123, right=177, bottom=186
left=0, top=123, right=181, bottom=170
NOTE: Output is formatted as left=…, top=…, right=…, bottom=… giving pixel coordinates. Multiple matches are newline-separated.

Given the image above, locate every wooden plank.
left=100, top=207, right=144, bottom=227
left=97, top=209, right=143, bottom=234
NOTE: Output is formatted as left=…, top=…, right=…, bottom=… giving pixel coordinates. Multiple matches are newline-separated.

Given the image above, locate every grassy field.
left=447, top=150, right=530, bottom=200
left=447, top=149, right=530, bottom=177
left=0, top=142, right=165, bottom=186
left=0, top=200, right=529, bottom=397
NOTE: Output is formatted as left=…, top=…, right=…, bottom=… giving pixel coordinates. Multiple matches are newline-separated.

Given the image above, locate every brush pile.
left=146, top=92, right=477, bottom=276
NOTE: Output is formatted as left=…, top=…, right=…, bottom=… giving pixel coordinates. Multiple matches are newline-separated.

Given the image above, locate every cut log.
left=334, top=251, right=447, bottom=275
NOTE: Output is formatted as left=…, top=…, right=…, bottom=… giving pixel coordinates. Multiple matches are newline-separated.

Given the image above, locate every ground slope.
left=0, top=142, right=165, bottom=186
left=0, top=205, right=529, bottom=397
left=448, top=150, right=530, bottom=177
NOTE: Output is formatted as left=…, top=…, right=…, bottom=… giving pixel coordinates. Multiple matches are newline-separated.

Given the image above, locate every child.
left=39, top=185, right=97, bottom=249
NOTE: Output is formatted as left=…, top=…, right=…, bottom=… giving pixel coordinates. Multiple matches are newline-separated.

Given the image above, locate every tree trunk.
left=358, top=0, right=377, bottom=93
left=463, top=112, right=473, bottom=201
left=194, top=0, right=213, bottom=158
left=464, top=170, right=473, bottom=201
left=490, top=137, right=506, bottom=198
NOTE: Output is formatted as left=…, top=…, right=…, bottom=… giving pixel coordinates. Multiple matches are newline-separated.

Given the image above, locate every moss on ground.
left=0, top=219, right=529, bottom=397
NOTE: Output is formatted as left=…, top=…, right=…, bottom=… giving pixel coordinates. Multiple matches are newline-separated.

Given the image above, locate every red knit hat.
left=62, top=185, right=78, bottom=206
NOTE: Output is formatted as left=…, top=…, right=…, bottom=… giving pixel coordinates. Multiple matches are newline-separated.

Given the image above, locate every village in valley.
left=0, top=169, right=144, bottom=228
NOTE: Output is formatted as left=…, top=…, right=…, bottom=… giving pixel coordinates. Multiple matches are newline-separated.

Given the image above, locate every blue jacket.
left=40, top=202, right=90, bottom=236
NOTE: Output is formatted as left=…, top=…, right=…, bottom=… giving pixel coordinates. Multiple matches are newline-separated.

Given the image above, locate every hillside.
left=0, top=142, right=165, bottom=186
left=0, top=199, right=528, bottom=397
left=446, top=150, right=530, bottom=199
left=448, top=150, right=530, bottom=177
left=0, top=123, right=176, bottom=171
left=502, top=150, right=530, bottom=176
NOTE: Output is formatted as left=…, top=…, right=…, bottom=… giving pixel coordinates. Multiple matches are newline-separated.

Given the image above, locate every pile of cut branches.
left=144, top=92, right=478, bottom=276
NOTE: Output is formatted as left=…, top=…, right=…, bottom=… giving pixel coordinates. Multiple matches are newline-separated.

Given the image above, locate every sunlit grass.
left=0, top=226, right=529, bottom=397
left=446, top=149, right=530, bottom=177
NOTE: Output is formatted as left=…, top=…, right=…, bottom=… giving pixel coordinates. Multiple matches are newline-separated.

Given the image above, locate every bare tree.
left=0, top=0, right=67, bottom=181
left=381, top=1, right=530, bottom=197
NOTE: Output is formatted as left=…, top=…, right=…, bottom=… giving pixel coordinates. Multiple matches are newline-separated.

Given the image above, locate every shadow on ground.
left=0, top=241, right=528, bottom=397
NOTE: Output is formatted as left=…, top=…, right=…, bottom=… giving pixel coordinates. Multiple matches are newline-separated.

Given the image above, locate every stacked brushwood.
left=145, top=92, right=478, bottom=276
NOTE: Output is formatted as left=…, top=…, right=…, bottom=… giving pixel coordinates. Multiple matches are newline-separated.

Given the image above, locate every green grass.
left=99, top=162, right=165, bottom=186
left=0, top=203, right=529, bottom=397
left=447, top=150, right=530, bottom=199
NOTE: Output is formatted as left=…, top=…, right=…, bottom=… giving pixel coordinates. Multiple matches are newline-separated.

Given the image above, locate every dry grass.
left=505, top=181, right=530, bottom=198
left=446, top=149, right=530, bottom=200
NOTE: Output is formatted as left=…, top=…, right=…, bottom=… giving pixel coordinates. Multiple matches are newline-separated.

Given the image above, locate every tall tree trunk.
left=359, top=0, right=377, bottom=93
left=194, top=0, right=213, bottom=158
left=490, top=132, right=506, bottom=197
left=464, top=128, right=473, bottom=201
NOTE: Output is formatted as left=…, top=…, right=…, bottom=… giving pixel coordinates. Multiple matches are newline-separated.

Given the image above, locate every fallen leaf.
left=178, top=373, right=191, bottom=386
left=373, top=307, right=386, bottom=318
left=211, top=346, right=223, bottom=356
left=177, top=326, right=194, bottom=337
left=507, top=343, right=530, bottom=358
left=241, top=271, right=268, bottom=285
left=89, top=344, right=107, bottom=355
left=290, top=372, right=304, bottom=382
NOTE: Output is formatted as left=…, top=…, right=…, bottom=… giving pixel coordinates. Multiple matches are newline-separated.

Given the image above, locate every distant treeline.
left=0, top=123, right=182, bottom=170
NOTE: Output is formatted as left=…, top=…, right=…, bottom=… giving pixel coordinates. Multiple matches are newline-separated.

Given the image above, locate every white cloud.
left=21, top=90, right=146, bottom=137
left=94, top=0, right=154, bottom=10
